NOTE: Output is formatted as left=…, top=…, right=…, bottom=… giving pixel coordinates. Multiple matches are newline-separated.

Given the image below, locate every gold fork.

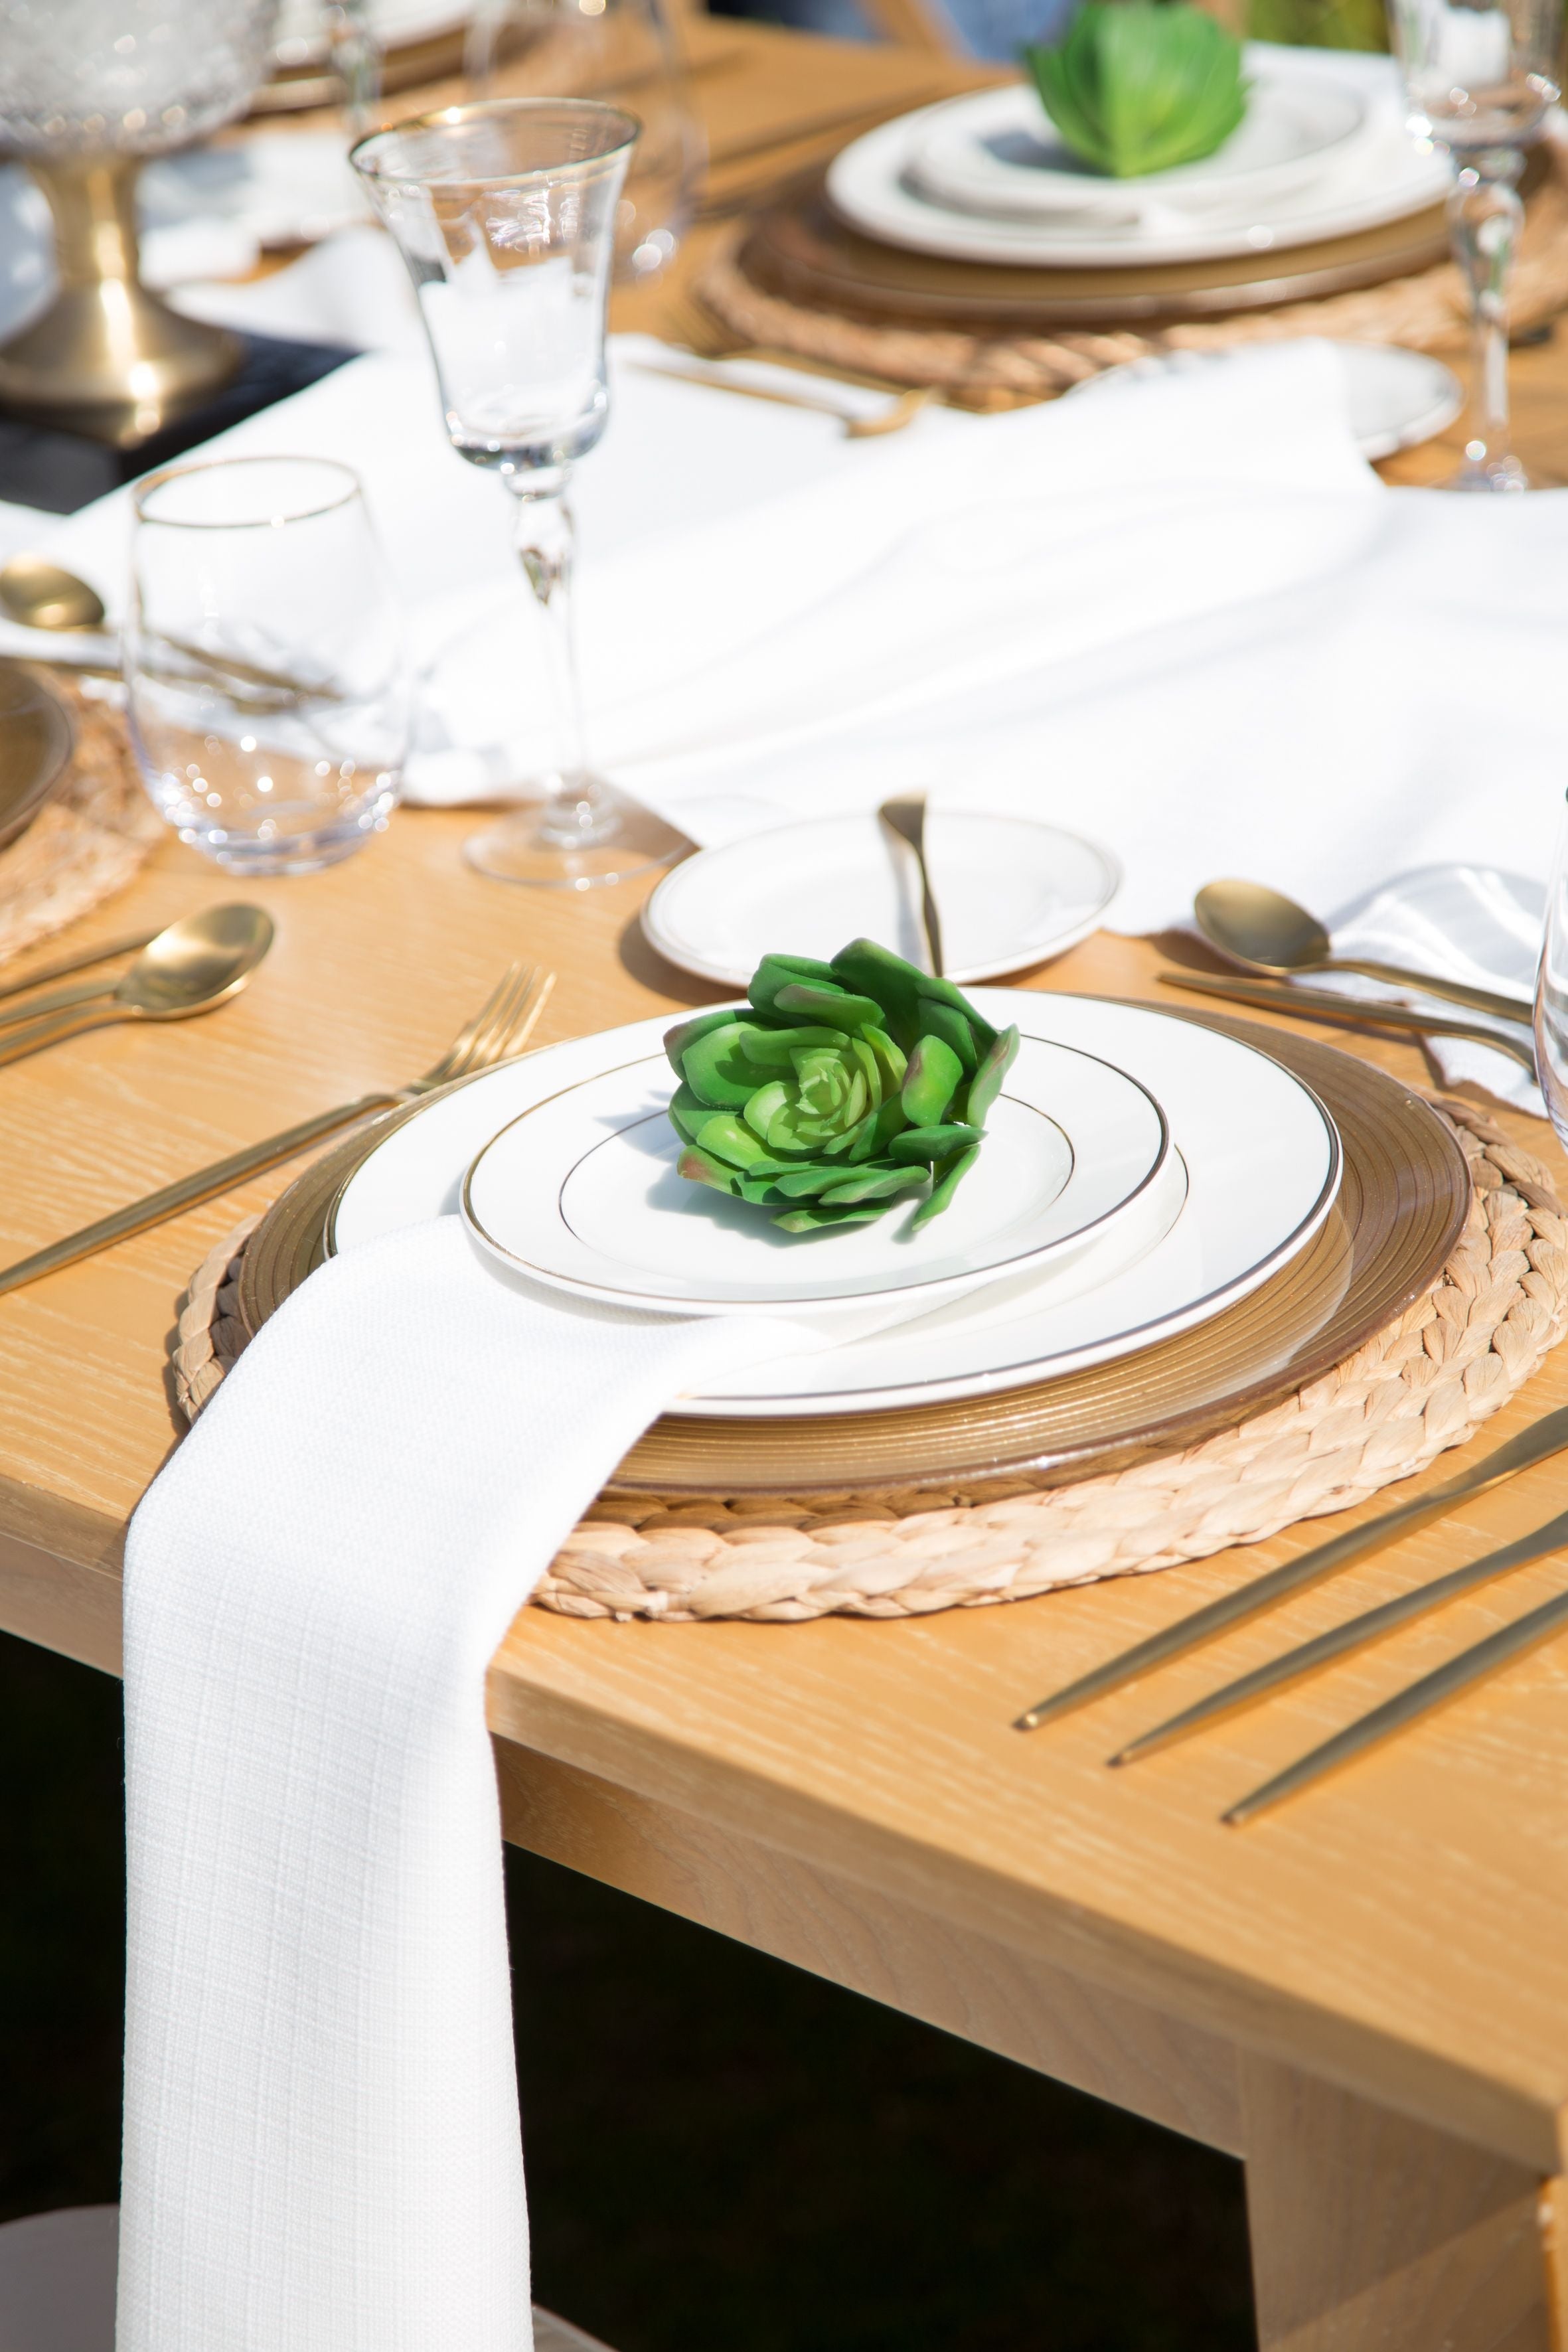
left=0, top=962, right=554, bottom=1299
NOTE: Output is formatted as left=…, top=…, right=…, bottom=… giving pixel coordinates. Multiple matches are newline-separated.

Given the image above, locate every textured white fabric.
left=119, top=1217, right=807, bottom=2352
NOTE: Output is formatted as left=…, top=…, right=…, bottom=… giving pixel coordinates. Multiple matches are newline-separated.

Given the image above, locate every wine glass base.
left=1444, top=454, right=1529, bottom=493
left=464, top=790, right=686, bottom=890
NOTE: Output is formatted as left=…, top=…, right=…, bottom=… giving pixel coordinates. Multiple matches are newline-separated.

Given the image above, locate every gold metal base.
left=0, top=157, right=243, bottom=448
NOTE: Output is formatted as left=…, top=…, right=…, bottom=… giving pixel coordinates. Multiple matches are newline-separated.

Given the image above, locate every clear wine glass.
left=1385, top=0, right=1565, bottom=490
left=465, top=0, right=704, bottom=281
left=353, top=97, right=680, bottom=888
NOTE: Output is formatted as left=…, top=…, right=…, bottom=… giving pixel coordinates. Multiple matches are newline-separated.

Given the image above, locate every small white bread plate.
left=641, top=813, right=1121, bottom=988
left=1067, top=339, right=1463, bottom=461
left=461, top=1032, right=1168, bottom=1316
left=333, top=993, right=1340, bottom=1415
left=909, top=73, right=1368, bottom=227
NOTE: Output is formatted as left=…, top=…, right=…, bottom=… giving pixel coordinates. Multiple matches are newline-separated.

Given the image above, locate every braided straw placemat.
left=695, top=154, right=1568, bottom=408
left=0, top=675, right=159, bottom=969
left=171, top=1095, right=1568, bottom=1622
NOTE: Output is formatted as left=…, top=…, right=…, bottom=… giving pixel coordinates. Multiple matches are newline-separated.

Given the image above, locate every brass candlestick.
left=0, top=157, right=242, bottom=447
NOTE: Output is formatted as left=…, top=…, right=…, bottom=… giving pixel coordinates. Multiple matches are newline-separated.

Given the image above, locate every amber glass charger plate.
left=234, top=1006, right=1470, bottom=1498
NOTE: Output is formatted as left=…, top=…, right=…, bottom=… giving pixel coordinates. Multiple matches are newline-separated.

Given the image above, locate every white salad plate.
left=1067, top=338, right=1464, bottom=460
left=908, top=73, right=1369, bottom=228
left=461, top=1032, right=1167, bottom=1317
left=641, top=814, right=1121, bottom=988
left=331, top=992, right=1341, bottom=1415
left=826, top=57, right=1450, bottom=268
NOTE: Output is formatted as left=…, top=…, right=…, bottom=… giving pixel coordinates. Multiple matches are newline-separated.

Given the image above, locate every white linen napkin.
left=120, top=1215, right=820, bottom=2352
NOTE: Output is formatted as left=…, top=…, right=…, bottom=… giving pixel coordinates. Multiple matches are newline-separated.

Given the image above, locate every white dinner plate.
left=1067, top=339, right=1464, bottom=460
left=331, top=992, right=1341, bottom=1415
left=909, top=74, right=1369, bottom=227
left=641, top=814, right=1121, bottom=988
left=462, top=1031, right=1167, bottom=1316
left=826, top=60, right=1449, bottom=269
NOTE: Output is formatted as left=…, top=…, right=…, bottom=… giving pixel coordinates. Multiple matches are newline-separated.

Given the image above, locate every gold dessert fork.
left=0, top=962, right=554, bottom=1298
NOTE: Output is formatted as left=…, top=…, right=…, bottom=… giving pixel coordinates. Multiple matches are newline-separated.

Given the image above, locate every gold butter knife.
left=1013, top=1403, right=1568, bottom=1731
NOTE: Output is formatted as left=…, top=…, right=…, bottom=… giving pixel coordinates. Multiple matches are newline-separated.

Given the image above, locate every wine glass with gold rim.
left=353, top=96, right=682, bottom=889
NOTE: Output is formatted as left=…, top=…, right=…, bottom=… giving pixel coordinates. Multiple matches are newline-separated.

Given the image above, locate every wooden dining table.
left=5, top=18, right=1568, bottom=2349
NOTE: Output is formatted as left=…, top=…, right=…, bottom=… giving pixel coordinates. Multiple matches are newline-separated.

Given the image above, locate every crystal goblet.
left=1386, top=0, right=1565, bottom=489
left=353, top=97, right=678, bottom=888
left=0, top=0, right=280, bottom=445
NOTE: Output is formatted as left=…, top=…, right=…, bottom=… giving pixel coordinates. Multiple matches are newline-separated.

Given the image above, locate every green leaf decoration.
left=1024, top=2, right=1247, bottom=181
left=664, top=941, right=1018, bottom=1235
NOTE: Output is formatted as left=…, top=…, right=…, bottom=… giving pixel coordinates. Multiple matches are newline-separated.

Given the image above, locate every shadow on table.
left=0, top=1630, right=1254, bottom=2352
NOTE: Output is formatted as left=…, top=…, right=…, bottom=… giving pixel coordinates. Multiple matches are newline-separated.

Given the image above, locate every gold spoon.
left=0, top=555, right=107, bottom=634
left=0, top=904, right=274, bottom=1070
left=1195, top=878, right=1533, bottom=1026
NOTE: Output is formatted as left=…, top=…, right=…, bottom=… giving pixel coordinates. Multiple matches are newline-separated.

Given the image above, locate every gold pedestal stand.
left=0, top=157, right=242, bottom=449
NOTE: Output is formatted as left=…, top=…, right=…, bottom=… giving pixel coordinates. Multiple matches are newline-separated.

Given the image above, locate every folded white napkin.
left=120, top=1215, right=819, bottom=2352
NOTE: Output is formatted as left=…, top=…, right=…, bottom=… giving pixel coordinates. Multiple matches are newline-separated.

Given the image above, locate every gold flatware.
left=878, top=793, right=945, bottom=974
left=1195, top=879, right=1533, bottom=1026
left=1112, top=1502, right=1568, bottom=1764
left=627, top=354, right=933, bottom=438
left=1013, top=1402, right=1568, bottom=1731
left=1156, top=969, right=1538, bottom=1075
left=0, top=903, right=273, bottom=1070
left=1225, top=1579, right=1568, bottom=1824
left=0, top=554, right=107, bottom=634
left=0, top=963, right=553, bottom=1299
left=0, top=905, right=267, bottom=1032
left=0, top=661, right=74, bottom=851
left=0, top=926, right=159, bottom=1007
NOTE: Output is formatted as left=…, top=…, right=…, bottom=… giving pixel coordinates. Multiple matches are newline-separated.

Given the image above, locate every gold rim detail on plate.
left=234, top=1006, right=1471, bottom=1498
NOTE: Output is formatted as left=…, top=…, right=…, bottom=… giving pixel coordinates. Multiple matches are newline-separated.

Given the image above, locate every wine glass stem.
left=1448, top=147, right=1524, bottom=482
left=508, top=480, right=616, bottom=848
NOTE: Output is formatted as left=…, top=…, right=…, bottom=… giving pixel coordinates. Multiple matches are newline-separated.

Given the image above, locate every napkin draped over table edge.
left=119, top=1217, right=819, bottom=2352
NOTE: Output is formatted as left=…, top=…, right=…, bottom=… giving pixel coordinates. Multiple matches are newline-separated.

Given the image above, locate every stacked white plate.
left=327, top=989, right=1343, bottom=1419
left=826, top=45, right=1450, bottom=269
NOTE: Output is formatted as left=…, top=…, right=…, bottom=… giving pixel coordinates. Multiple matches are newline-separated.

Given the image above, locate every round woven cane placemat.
left=694, top=149, right=1568, bottom=407
left=170, top=1091, right=1568, bottom=1623
left=0, top=674, right=159, bottom=969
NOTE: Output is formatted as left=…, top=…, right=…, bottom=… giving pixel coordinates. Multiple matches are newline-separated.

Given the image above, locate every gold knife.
left=1111, top=1503, right=1568, bottom=1764
left=1156, top=970, right=1537, bottom=1076
left=1012, top=1403, right=1568, bottom=1731
left=1224, top=1579, right=1568, bottom=1824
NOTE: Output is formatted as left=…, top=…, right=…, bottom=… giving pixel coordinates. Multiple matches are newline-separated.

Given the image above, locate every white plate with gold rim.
left=461, top=1030, right=1168, bottom=1317
left=331, top=992, right=1339, bottom=1415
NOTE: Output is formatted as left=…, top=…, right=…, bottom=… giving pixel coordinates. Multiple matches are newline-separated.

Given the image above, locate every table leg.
left=1241, top=2055, right=1565, bottom=2351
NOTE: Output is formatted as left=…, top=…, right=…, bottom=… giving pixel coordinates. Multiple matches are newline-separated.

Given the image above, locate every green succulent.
left=665, top=939, right=1020, bottom=1235
left=1024, top=2, right=1247, bottom=180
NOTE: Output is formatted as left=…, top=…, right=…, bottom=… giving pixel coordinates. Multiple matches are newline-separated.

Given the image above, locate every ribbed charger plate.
left=228, top=1011, right=1470, bottom=1498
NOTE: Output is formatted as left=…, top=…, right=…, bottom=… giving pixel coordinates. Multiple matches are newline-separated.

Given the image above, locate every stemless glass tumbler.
left=126, top=457, right=408, bottom=874
left=1386, top=0, right=1565, bottom=489
left=353, top=98, right=678, bottom=888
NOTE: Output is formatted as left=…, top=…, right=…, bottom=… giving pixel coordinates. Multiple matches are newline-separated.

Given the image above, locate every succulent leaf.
left=889, top=1122, right=984, bottom=1162
left=1025, top=2, right=1247, bottom=181
left=967, top=1026, right=1020, bottom=1124
left=902, top=1035, right=964, bottom=1129
left=910, top=1142, right=982, bottom=1229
